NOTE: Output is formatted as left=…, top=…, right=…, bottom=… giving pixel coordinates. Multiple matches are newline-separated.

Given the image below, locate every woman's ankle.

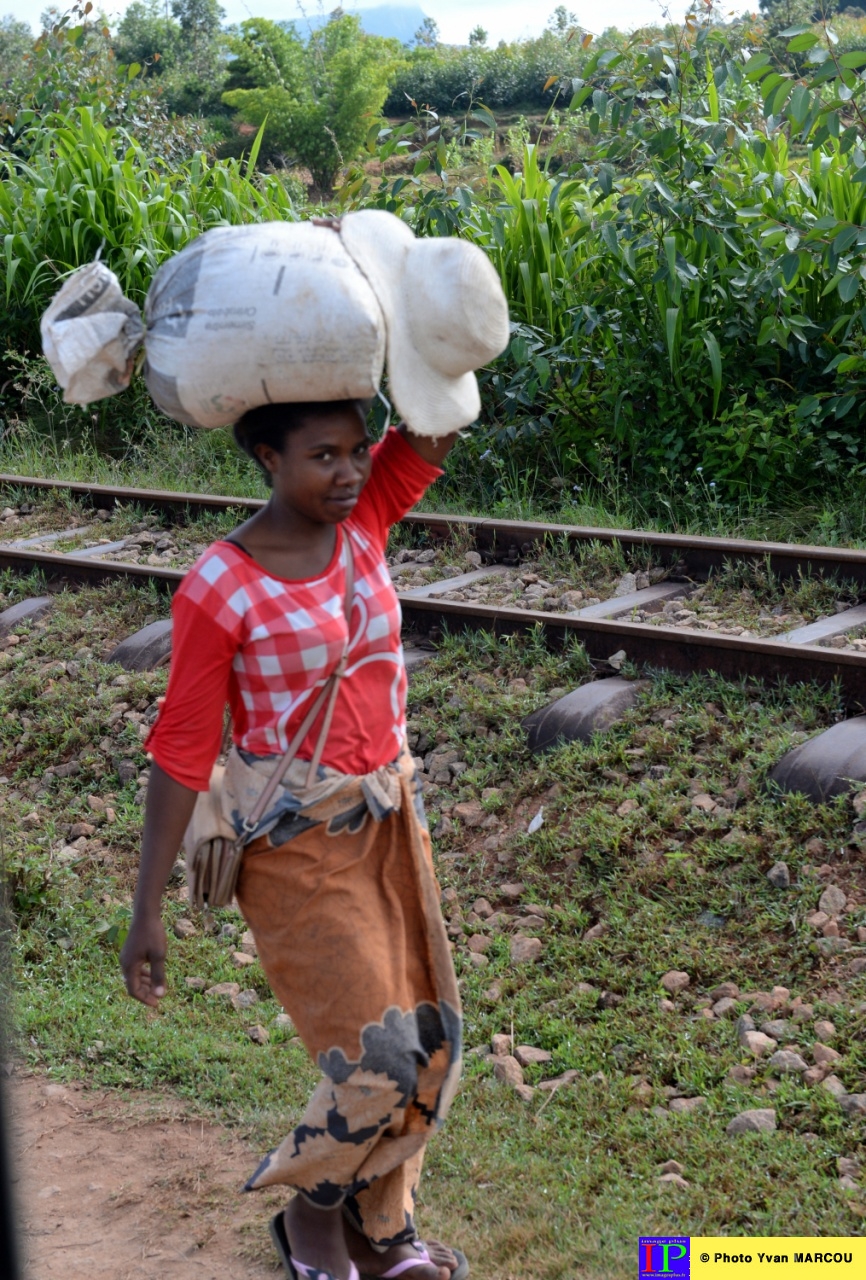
left=284, top=1196, right=352, bottom=1274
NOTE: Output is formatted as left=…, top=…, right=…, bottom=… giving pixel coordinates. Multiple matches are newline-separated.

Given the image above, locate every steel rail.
left=2, top=543, right=864, bottom=705
left=4, top=473, right=866, bottom=583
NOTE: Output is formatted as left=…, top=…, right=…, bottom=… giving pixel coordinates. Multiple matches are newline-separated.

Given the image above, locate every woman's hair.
left=233, top=400, right=371, bottom=485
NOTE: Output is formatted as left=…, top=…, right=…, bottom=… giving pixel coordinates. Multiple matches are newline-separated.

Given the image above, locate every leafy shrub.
left=222, top=15, right=399, bottom=191
left=383, top=30, right=591, bottom=114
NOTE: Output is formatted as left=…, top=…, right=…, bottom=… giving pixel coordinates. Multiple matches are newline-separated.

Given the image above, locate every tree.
left=469, top=26, right=488, bottom=47
left=171, top=0, right=223, bottom=52
left=114, top=0, right=181, bottom=75
left=222, top=13, right=398, bottom=191
left=0, top=14, right=33, bottom=85
left=547, top=6, right=578, bottom=34
left=414, top=16, right=439, bottom=47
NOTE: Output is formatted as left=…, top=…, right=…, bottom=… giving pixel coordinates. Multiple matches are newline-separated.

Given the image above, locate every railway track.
left=2, top=473, right=866, bottom=704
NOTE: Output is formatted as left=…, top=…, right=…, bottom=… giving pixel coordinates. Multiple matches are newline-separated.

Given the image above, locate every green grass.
left=2, top=583, right=865, bottom=1278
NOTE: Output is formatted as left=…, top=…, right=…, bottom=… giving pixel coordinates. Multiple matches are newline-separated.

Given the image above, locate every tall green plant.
left=0, top=107, right=297, bottom=351
left=222, top=15, right=399, bottom=191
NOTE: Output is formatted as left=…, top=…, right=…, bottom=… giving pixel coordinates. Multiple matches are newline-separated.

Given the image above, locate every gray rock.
left=246, top=1024, right=269, bottom=1045
left=840, top=1094, right=866, bottom=1116
left=515, top=1045, right=552, bottom=1067
left=272, top=1013, right=294, bottom=1031
left=613, top=572, right=637, bottom=597
left=822, top=1075, right=848, bottom=1098
left=767, top=1050, right=808, bottom=1075
left=803, top=1067, right=827, bottom=1087
left=726, top=1065, right=755, bottom=1085
left=658, top=1159, right=685, bottom=1175
left=205, top=982, right=240, bottom=1001
left=726, top=1108, right=777, bottom=1136
left=812, top=1042, right=842, bottom=1067
left=766, top=862, right=790, bottom=889
left=493, top=1055, right=524, bottom=1087
left=116, top=759, right=138, bottom=785
left=814, top=1019, right=836, bottom=1041
left=819, top=884, right=847, bottom=916
left=740, top=1031, right=777, bottom=1057
left=173, top=918, right=196, bottom=940
left=661, top=970, right=690, bottom=994
left=712, top=997, right=738, bottom=1018
left=760, top=1020, right=791, bottom=1041
left=668, top=1096, right=706, bottom=1114
left=500, top=882, right=525, bottom=901
left=735, top=1013, right=756, bottom=1037
left=510, top=935, right=543, bottom=964
left=491, top=1033, right=512, bottom=1056
left=184, top=976, right=206, bottom=991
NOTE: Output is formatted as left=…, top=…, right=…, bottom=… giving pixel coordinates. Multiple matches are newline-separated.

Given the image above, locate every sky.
left=3, top=1, right=724, bottom=45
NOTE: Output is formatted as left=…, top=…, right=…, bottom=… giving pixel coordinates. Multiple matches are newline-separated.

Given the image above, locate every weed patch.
left=2, top=590, right=865, bottom=1276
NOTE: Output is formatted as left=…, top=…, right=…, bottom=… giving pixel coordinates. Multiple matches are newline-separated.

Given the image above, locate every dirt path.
left=9, top=1073, right=282, bottom=1279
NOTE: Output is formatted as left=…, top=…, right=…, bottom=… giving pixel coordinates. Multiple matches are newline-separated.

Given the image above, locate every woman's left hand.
left=398, top=424, right=458, bottom=465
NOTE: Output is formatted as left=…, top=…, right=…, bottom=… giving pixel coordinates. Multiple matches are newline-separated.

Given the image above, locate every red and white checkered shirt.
left=147, top=428, right=441, bottom=788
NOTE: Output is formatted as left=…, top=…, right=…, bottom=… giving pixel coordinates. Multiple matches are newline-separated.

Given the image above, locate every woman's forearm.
left=121, top=763, right=200, bottom=1005
left=132, top=762, right=199, bottom=918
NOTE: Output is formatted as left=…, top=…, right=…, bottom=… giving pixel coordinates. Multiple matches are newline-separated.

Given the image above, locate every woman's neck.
left=229, top=502, right=338, bottom=580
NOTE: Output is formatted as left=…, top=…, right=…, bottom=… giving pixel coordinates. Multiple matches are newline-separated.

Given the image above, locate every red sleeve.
left=145, top=593, right=238, bottom=791
left=351, top=426, right=443, bottom=549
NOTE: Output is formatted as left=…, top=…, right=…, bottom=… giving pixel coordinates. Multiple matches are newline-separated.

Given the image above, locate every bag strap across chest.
left=237, top=526, right=356, bottom=838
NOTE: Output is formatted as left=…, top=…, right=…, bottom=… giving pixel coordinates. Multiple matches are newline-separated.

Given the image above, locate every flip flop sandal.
left=269, top=1211, right=361, bottom=1280
left=358, top=1241, right=470, bottom=1280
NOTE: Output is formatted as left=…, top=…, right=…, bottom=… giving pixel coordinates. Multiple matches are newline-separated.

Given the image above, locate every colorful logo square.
left=638, top=1236, right=690, bottom=1278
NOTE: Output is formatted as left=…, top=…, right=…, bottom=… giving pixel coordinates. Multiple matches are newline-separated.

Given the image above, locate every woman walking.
left=120, top=400, right=466, bottom=1280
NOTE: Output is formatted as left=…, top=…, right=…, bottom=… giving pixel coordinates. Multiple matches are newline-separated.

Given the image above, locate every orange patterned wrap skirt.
left=232, top=747, right=462, bottom=1249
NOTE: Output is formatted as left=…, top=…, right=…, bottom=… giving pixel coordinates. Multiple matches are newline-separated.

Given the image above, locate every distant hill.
left=286, top=5, right=430, bottom=45
left=354, top=5, right=429, bottom=44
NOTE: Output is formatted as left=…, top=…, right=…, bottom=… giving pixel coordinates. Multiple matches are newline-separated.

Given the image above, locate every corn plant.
left=0, top=106, right=296, bottom=351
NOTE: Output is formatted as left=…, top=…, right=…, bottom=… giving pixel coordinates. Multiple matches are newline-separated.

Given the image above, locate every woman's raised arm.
left=397, top=423, right=458, bottom=465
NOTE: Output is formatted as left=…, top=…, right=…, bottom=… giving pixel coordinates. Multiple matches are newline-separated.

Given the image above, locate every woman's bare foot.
left=284, top=1196, right=354, bottom=1278
left=343, top=1216, right=457, bottom=1280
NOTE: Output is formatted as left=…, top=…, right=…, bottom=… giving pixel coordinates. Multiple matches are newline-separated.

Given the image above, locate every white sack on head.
left=143, top=222, right=386, bottom=428
left=40, top=262, right=144, bottom=405
left=40, top=215, right=508, bottom=436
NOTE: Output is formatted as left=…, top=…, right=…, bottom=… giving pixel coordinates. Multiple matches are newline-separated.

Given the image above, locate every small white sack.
left=40, top=261, right=144, bottom=405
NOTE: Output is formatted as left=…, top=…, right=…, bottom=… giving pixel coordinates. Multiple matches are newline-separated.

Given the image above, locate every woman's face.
left=255, top=404, right=373, bottom=526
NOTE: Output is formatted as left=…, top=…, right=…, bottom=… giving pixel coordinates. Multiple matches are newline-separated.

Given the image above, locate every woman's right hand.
left=120, top=763, right=200, bottom=1007
left=120, top=912, right=168, bottom=1007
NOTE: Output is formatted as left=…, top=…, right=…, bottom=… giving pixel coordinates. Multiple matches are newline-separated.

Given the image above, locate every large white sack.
left=40, top=261, right=145, bottom=405
left=143, top=222, right=386, bottom=428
